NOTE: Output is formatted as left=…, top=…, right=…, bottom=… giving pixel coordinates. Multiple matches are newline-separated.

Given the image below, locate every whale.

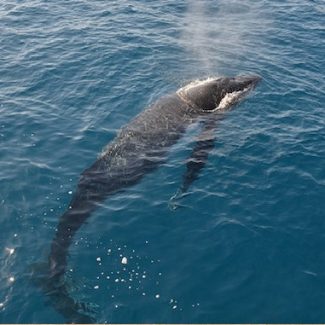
left=42, top=75, right=261, bottom=322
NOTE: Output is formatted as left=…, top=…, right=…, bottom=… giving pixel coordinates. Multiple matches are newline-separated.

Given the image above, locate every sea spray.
left=180, top=0, right=268, bottom=74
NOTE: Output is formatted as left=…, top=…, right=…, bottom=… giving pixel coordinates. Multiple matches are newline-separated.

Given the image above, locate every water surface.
left=1, top=0, right=325, bottom=323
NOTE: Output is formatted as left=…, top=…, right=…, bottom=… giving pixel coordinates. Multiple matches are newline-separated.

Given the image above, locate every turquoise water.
left=1, top=0, right=325, bottom=323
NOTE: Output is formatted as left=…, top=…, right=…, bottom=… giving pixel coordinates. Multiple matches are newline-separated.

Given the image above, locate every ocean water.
left=1, top=0, right=325, bottom=323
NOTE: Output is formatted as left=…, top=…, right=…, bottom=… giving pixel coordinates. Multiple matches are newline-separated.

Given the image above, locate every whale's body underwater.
left=43, top=75, right=261, bottom=322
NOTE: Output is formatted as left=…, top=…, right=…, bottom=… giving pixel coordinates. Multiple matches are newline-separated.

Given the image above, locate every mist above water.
left=180, top=0, right=267, bottom=75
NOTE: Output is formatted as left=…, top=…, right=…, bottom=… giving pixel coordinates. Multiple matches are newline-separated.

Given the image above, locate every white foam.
left=216, top=88, right=248, bottom=110
left=5, top=248, right=15, bottom=256
left=177, top=77, right=218, bottom=95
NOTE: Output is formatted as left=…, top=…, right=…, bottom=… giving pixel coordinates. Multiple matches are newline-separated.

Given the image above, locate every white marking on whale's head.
left=178, top=75, right=261, bottom=112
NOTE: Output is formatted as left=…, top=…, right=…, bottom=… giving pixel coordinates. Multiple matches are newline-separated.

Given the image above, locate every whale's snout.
left=213, top=74, right=261, bottom=110
left=232, top=75, right=262, bottom=91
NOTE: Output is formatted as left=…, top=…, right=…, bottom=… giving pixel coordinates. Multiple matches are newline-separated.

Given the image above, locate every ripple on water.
left=1, top=0, right=325, bottom=323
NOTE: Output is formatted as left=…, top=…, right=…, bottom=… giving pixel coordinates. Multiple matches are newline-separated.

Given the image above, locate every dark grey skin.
left=43, top=75, right=260, bottom=323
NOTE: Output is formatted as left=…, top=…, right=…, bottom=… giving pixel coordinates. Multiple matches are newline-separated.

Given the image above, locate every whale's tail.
left=32, top=164, right=109, bottom=323
left=31, top=271, right=97, bottom=323
left=39, top=156, right=144, bottom=322
left=32, top=199, right=99, bottom=323
left=42, top=175, right=108, bottom=322
left=39, top=272, right=97, bottom=323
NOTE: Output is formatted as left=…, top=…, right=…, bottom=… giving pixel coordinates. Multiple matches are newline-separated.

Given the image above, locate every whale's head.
left=178, top=75, right=261, bottom=112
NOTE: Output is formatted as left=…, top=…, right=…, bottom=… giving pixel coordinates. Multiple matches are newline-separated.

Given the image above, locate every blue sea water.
left=1, top=0, right=325, bottom=323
